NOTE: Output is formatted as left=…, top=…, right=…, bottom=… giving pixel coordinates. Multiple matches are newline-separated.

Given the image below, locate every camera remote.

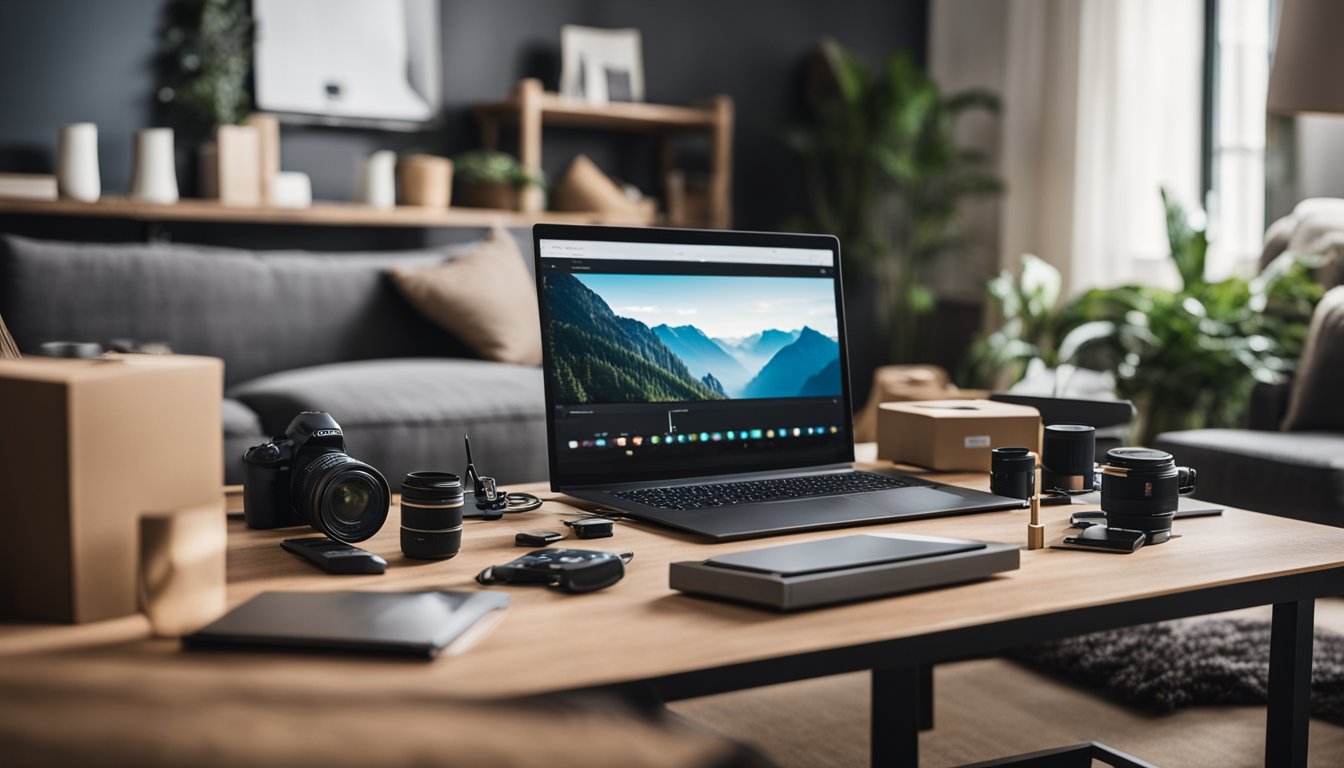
left=282, top=537, right=387, bottom=574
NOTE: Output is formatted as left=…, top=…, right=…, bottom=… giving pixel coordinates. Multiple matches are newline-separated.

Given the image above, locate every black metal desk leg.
left=1266, top=599, right=1314, bottom=768
left=872, top=666, right=920, bottom=767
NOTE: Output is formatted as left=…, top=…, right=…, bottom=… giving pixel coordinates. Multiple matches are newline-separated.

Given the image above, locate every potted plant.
left=788, top=39, right=1002, bottom=364
left=963, top=189, right=1326, bottom=443
left=452, top=150, right=545, bottom=210
left=156, top=0, right=252, bottom=143
left=155, top=0, right=253, bottom=198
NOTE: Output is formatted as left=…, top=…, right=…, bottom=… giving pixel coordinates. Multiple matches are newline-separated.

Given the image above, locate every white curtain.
left=996, top=0, right=1205, bottom=294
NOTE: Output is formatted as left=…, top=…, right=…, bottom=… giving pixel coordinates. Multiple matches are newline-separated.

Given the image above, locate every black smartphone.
left=1060, top=526, right=1145, bottom=553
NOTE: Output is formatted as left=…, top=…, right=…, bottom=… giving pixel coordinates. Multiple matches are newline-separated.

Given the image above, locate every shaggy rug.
left=1007, top=618, right=1344, bottom=725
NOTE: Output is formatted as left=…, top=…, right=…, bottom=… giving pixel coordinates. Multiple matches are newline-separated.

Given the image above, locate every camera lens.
left=1041, top=424, right=1096, bottom=492
left=990, top=447, right=1035, bottom=499
left=400, top=472, right=464, bottom=560
left=1100, top=447, right=1197, bottom=545
left=297, top=452, right=391, bottom=543
left=330, top=478, right=374, bottom=524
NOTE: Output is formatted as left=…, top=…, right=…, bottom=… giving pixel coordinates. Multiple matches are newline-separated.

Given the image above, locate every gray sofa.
left=0, top=233, right=549, bottom=486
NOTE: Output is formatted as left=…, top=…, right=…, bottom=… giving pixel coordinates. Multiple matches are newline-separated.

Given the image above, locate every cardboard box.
left=877, top=399, right=1041, bottom=472
left=0, top=354, right=222, bottom=623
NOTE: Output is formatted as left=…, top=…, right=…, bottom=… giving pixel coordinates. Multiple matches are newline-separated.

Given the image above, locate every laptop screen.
left=534, top=226, right=855, bottom=487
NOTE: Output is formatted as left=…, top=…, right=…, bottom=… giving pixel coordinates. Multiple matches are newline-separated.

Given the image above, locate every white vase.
left=272, top=171, right=312, bottom=208
left=129, top=128, right=179, bottom=204
left=357, top=150, right=397, bottom=209
left=57, top=122, right=100, bottom=202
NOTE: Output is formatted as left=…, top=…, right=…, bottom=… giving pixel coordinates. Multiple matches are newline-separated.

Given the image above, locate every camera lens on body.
left=1100, top=447, right=1197, bottom=545
left=990, top=447, right=1036, bottom=500
left=400, top=472, right=465, bottom=560
left=297, top=452, right=391, bottom=543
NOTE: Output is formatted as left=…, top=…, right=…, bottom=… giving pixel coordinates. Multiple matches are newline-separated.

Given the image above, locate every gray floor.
left=671, top=600, right=1344, bottom=767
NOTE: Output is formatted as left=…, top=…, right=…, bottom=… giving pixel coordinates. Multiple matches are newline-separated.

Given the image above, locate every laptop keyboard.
left=612, top=471, right=913, bottom=511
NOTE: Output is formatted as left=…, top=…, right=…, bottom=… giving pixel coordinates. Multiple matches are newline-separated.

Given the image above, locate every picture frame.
left=559, top=25, right=645, bottom=104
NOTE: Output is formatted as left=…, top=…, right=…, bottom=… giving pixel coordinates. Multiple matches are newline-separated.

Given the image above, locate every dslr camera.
left=242, top=412, right=391, bottom=543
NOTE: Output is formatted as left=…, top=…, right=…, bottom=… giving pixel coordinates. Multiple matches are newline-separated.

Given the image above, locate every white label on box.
left=964, top=435, right=991, bottom=448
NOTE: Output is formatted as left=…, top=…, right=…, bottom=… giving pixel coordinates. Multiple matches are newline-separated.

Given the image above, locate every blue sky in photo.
left=575, top=274, right=839, bottom=339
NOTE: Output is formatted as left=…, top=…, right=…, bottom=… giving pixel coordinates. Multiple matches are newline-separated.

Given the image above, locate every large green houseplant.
left=788, top=39, right=1002, bottom=362
left=965, top=189, right=1324, bottom=443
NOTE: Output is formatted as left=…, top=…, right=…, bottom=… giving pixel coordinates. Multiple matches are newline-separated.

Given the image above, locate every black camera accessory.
left=1041, top=424, right=1097, bottom=492
left=1098, top=447, right=1196, bottom=545
left=400, top=472, right=465, bottom=560
left=990, top=447, right=1036, bottom=500
left=563, top=517, right=614, bottom=539
left=242, top=412, right=391, bottom=543
left=515, top=529, right=566, bottom=547
left=281, top=537, right=387, bottom=574
left=462, top=434, right=544, bottom=520
left=1059, top=525, right=1146, bottom=553
left=476, top=549, right=634, bottom=593
left=37, top=340, right=105, bottom=359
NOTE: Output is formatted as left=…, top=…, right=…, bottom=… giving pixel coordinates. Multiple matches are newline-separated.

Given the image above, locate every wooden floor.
left=672, top=600, right=1344, bottom=767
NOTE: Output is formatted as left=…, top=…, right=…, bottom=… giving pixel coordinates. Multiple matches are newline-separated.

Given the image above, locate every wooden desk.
left=5, top=466, right=1344, bottom=767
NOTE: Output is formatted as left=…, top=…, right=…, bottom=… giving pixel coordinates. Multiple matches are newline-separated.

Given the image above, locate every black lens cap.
left=1105, top=447, right=1174, bottom=469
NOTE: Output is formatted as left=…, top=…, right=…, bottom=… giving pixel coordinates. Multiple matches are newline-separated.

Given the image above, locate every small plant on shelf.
left=452, top=151, right=547, bottom=210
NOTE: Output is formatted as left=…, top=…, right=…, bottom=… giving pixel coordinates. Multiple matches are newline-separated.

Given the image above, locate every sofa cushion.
left=0, top=235, right=486, bottom=386
left=222, top=398, right=268, bottom=486
left=389, top=227, right=542, bottom=366
left=1283, top=286, right=1344, bottom=432
left=1153, top=428, right=1344, bottom=525
left=229, top=359, right=548, bottom=484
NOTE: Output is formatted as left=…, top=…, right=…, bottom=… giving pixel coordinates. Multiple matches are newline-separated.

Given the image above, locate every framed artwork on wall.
left=559, top=25, right=645, bottom=104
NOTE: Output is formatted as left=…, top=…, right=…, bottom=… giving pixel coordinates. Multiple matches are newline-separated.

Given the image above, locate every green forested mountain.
left=546, top=273, right=724, bottom=403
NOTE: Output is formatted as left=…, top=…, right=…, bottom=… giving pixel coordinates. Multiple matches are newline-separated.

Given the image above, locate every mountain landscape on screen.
left=545, top=272, right=844, bottom=404
left=653, top=324, right=752, bottom=394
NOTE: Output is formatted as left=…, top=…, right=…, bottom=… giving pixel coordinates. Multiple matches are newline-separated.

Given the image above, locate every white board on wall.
left=253, top=0, right=441, bottom=129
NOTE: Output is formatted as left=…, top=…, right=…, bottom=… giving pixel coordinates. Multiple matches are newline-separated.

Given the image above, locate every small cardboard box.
left=877, top=399, right=1041, bottom=472
left=0, top=354, right=222, bottom=623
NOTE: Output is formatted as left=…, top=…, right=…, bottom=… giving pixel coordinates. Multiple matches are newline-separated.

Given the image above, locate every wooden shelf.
left=473, top=79, right=733, bottom=229
left=0, top=196, right=655, bottom=229
left=473, top=92, right=719, bottom=132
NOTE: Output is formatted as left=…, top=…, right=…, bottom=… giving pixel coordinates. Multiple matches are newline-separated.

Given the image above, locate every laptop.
left=533, top=224, right=1024, bottom=540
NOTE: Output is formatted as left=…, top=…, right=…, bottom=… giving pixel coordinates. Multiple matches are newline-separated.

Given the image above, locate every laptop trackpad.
left=666, top=495, right=891, bottom=535
left=848, top=485, right=988, bottom=516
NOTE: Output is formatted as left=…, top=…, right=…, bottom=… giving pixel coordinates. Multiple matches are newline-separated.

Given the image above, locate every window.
left=1205, top=0, right=1271, bottom=279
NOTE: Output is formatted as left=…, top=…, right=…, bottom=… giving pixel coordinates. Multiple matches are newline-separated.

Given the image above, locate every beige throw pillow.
left=1281, top=285, right=1344, bottom=431
left=389, top=229, right=542, bottom=366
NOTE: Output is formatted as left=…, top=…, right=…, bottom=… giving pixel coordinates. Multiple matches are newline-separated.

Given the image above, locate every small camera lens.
left=990, top=447, right=1035, bottom=500
left=400, top=472, right=465, bottom=560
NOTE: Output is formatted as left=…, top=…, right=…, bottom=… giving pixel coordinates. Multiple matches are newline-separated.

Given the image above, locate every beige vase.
left=400, top=155, right=453, bottom=208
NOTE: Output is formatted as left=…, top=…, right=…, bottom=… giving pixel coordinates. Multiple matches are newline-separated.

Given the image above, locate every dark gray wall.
left=0, top=0, right=928, bottom=231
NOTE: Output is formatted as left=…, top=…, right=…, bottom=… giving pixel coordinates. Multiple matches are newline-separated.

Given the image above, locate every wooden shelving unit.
left=473, top=78, right=733, bottom=229
left=0, top=196, right=655, bottom=229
